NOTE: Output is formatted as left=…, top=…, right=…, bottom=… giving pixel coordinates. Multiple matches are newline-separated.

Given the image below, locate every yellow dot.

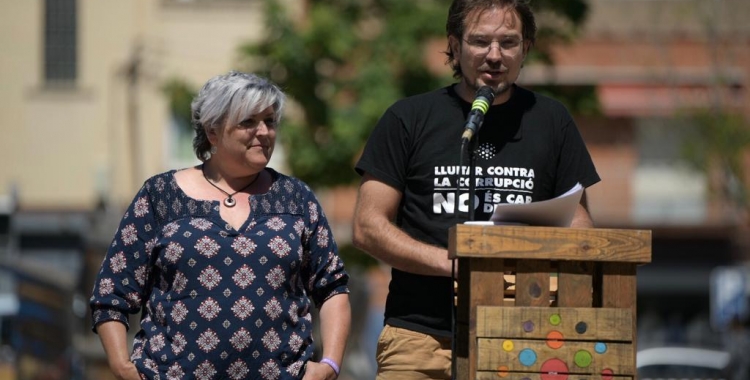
left=502, top=340, right=514, bottom=351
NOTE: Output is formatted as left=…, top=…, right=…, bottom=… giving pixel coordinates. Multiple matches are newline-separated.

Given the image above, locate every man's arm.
left=352, top=173, right=453, bottom=277
left=570, top=190, right=594, bottom=228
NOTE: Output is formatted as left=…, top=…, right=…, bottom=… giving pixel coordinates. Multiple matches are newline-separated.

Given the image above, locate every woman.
left=90, top=71, right=351, bottom=380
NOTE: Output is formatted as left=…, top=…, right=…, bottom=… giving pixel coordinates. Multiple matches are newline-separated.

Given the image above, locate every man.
left=352, top=0, right=600, bottom=379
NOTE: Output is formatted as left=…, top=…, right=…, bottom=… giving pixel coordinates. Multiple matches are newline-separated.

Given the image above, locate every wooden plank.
left=476, top=306, right=633, bottom=341
left=558, top=261, right=594, bottom=307
left=448, top=225, right=651, bottom=264
left=455, top=258, right=471, bottom=380
left=458, top=258, right=506, bottom=380
left=477, top=372, right=633, bottom=380
left=477, top=338, right=635, bottom=375
left=467, top=258, right=507, bottom=317
left=515, top=260, right=551, bottom=306
left=504, top=274, right=558, bottom=298
left=601, top=264, right=636, bottom=309
left=602, top=263, right=638, bottom=374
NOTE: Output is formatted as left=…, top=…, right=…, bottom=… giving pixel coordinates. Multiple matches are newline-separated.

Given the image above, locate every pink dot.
left=540, top=358, right=568, bottom=380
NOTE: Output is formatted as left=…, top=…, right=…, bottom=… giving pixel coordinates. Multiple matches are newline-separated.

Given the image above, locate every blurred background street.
left=1, top=0, right=750, bottom=378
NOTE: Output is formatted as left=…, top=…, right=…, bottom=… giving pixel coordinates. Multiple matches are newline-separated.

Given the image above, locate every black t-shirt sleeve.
left=355, top=107, right=411, bottom=191
left=554, top=117, right=601, bottom=197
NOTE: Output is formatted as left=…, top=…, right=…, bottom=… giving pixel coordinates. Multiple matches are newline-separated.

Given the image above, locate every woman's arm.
left=95, top=321, right=141, bottom=380
left=303, top=293, right=351, bottom=380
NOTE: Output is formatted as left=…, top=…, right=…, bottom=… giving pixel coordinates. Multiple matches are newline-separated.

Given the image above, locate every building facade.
left=0, top=0, right=749, bottom=378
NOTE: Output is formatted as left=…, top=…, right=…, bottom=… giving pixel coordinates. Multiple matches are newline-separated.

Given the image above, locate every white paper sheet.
left=465, top=183, right=583, bottom=227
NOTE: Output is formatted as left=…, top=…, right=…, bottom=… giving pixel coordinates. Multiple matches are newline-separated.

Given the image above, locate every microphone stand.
left=452, top=136, right=478, bottom=380
left=453, top=86, right=493, bottom=379
left=467, top=137, right=478, bottom=222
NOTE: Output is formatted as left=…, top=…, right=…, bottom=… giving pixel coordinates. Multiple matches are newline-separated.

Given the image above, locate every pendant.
left=223, top=197, right=236, bottom=207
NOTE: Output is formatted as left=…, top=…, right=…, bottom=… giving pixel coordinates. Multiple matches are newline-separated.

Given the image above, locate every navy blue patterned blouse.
left=89, top=168, right=349, bottom=380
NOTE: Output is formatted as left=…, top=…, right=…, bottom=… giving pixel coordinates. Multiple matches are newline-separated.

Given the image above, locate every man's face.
left=450, top=5, right=529, bottom=103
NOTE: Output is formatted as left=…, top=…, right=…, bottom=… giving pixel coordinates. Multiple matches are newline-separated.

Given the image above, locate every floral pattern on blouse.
left=90, top=169, right=349, bottom=380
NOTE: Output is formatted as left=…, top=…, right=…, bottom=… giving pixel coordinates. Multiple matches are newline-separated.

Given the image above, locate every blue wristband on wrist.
left=320, top=357, right=340, bottom=376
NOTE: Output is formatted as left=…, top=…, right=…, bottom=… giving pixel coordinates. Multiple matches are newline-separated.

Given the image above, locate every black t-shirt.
left=355, top=84, right=600, bottom=337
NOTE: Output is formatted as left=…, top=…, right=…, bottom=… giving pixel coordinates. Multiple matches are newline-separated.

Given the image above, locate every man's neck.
left=456, top=81, right=514, bottom=105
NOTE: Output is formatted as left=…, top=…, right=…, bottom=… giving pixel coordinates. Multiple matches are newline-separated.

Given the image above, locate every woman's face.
left=209, top=105, right=277, bottom=174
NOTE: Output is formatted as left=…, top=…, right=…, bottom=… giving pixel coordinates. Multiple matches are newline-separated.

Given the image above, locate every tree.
left=239, top=0, right=590, bottom=188
left=679, top=0, right=750, bottom=220
left=681, top=110, right=750, bottom=212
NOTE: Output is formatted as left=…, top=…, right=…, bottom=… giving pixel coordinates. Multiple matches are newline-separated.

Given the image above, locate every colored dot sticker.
left=549, top=314, right=562, bottom=325
left=496, top=365, right=509, bottom=377
left=594, top=342, right=607, bottom=354
left=575, top=321, right=587, bottom=334
left=529, top=282, right=542, bottom=298
left=546, top=330, right=564, bottom=349
left=601, top=368, right=614, bottom=380
left=574, top=350, right=593, bottom=368
left=502, top=340, right=514, bottom=351
left=519, top=348, right=537, bottom=366
left=540, top=358, right=569, bottom=380
left=522, top=320, right=535, bottom=332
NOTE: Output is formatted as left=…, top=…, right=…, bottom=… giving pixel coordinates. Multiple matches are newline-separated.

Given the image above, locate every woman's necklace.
left=201, top=164, right=261, bottom=207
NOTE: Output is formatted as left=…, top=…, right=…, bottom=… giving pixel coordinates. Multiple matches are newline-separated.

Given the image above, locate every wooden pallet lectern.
left=448, top=224, right=652, bottom=380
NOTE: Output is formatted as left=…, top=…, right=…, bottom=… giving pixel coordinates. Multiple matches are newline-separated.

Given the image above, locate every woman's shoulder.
left=140, top=169, right=180, bottom=194
left=257, top=168, right=321, bottom=216
left=267, top=168, right=313, bottom=194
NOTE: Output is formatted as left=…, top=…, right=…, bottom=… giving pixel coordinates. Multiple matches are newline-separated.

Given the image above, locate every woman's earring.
left=210, top=145, right=218, bottom=154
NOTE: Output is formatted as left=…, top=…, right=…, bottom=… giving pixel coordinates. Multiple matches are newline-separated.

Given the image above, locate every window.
left=44, top=0, right=77, bottom=84
left=633, top=118, right=707, bottom=223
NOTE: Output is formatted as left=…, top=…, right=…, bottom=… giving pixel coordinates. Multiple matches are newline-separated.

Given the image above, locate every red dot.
left=540, top=358, right=568, bottom=380
left=601, top=368, right=614, bottom=380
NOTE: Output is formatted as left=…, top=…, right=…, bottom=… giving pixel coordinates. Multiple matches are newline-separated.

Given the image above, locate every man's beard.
left=472, top=80, right=510, bottom=97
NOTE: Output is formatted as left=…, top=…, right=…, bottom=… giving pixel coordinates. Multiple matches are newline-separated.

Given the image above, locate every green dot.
left=549, top=314, right=561, bottom=325
left=574, top=350, right=593, bottom=368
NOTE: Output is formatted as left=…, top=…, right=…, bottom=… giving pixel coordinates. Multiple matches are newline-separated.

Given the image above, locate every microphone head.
left=471, top=86, right=495, bottom=113
left=475, top=86, right=495, bottom=104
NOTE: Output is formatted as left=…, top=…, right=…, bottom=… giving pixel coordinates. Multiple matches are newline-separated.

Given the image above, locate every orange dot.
left=546, top=330, right=564, bottom=349
left=496, top=365, right=509, bottom=377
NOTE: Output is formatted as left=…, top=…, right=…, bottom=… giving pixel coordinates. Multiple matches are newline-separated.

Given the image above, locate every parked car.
left=637, top=346, right=731, bottom=379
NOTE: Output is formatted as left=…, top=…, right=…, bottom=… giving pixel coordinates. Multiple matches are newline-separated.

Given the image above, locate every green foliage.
left=162, top=77, right=197, bottom=131
left=240, top=0, right=589, bottom=188
left=337, top=243, right=379, bottom=271
left=681, top=110, right=750, bottom=206
left=527, top=0, right=590, bottom=65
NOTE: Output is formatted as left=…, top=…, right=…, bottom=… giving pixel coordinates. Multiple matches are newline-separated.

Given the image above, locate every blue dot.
left=594, top=342, right=607, bottom=354
left=519, top=348, right=537, bottom=366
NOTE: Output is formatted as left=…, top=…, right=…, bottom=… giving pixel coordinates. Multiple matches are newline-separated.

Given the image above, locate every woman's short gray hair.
left=191, top=71, right=286, bottom=161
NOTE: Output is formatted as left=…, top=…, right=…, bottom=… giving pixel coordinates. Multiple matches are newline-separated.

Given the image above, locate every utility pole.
left=123, top=42, right=143, bottom=191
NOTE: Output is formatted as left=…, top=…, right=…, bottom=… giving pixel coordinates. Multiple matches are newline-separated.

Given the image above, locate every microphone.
left=461, top=86, right=495, bottom=142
